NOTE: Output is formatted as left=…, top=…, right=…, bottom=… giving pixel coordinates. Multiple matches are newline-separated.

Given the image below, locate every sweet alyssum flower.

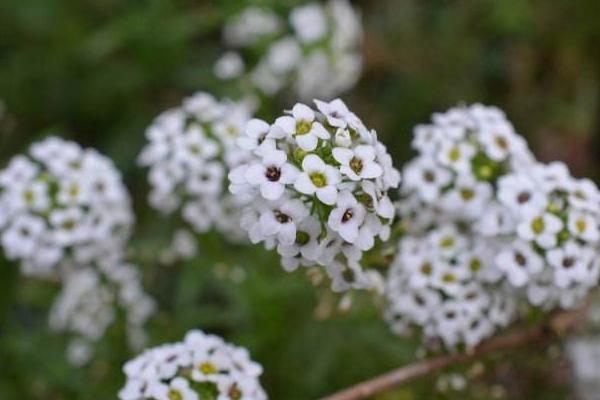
left=214, top=0, right=363, bottom=101
left=0, top=136, right=134, bottom=277
left=385, top=225, right=515, bottom=350
left=495, top=162, right=600, bottom=308
left=138, top=92, right=254, bottom=241
left=402, top=103, right=535, bottom=227
left=119, top=330, right=267, bottom=400
left=49, top=256, right=155, bottom=366
left=229, top=98, right=400, bottom=291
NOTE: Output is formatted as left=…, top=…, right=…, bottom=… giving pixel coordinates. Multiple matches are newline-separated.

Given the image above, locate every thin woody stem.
left=320, top=305, right=589, bottom=400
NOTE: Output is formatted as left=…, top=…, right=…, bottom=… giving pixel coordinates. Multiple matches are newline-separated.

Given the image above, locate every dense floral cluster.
left=119, top=330, right=267, bottom=400
left=494, top=162, right=600, bottom=308
left=139, top=92, right=254, bottom=240
left=387, top=104, right=600, bottom=349
left=214, top=0, right=362, bottom=101
left=402, top=104, right=534, bottom=225
left=0, top=137, right=154, bottom=363
left=229, top=98, right=400, bottom=291
left=385, top=225, right=515, bottom=349
left=0, top=136, right=134, bottom=277
left=49, top=257, right=155, bottom=365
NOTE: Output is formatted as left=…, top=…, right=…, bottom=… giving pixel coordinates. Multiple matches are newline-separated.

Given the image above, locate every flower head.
left=119, top=330, right=266, bottom=400
left=229, top=98, right=400, bottom=291
left=139, top=92, right=254, bottom=242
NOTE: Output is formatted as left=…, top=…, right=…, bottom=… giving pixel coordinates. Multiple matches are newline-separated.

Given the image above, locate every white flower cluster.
left=229, top=99, right=400, bottom=291
left=495, top=162, right=600, bottom=308
left=49, top=257, right=156, bottom=366
left=0, top=137, right=155, bottom=363
left=403, top=104, right=534, bottom=225
left=139, top=92, right=254, bottom=240
left=385, top=226, right=515, bottom=350
left=0, top=136, right=134, bottom=277
left=214, top=0, right=363, bottom=101
left=387, top=103, right=600, bottom=349
left=119, top=330, right=267, bottom=400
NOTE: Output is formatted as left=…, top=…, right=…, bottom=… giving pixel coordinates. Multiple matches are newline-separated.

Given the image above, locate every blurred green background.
left=1, top=0, right=599, bottom=399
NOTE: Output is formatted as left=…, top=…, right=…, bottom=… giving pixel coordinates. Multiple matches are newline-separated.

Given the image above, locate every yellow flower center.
left=168, top=389, right=183, bottom=400
left=575, top=218, right=587, bottom=233
left=349, top=157, right=363, bottom=174
left=442, top=272, right=457, bottom=283
left=448, top=147, right=461, bottom=162
left=310, top=172, right=327, bottom=188
left=296, top=120, right=312, bottom=135
left=531, top=217, right=545, bottom=234
left=440, top=237, right=455, bottom=249
left=460, top=189, right=475, bottom=201
left=470, top=259, right=482, bottom=272
left=198, top=361, right=218, bottom=375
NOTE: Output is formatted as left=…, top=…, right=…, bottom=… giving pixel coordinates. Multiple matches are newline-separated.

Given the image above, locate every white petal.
left=259, top=213, right=280, bottom=236
left=317, top=186, right=337, bottom=205
left=361, top=163, right=383, bottom=179
left=246, top=119, right=269, bottom=138
left=310, top=122, right=330, bottom=139
left=302, top=154, right=325, bottom=172
left=332, top=147, right=353, bottom=164
left=278, top=223, right=297, bottom=245
left=296, top=133, right=318, bottom=151
left=245, top=164, right=266, bottom=185
left=292, top=103, right=314, bottom=121
left=354, top=145, right=376, bottom=162
left=261, top=182, right=285, bottom=200
left=275, top=116, right=296, bottom=134
left=294, top=173, right=316, bottom=194
left=280, top=163, right=299, bottom=183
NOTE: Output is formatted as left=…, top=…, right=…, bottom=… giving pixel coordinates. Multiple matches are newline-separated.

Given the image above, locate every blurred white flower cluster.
left=386, top=104, right=600, bottom=349
left=0, top=136, right=133, bottom=277
left=139, top=92, right=254, bottom=241
left=50, top=257, right=155, bottom=365
left=0, top=137, right=154, bottom=364
left=495, top=162, right=600, bottom=308
left=119, top=330, right=267, bottom=400
left=386, top=226, right=515, bottom=350
left=214, top=0, right=363, bottom=101
left=229, top=98, right=400, bottom=291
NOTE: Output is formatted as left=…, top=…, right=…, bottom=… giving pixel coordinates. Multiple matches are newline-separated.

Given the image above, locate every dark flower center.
left=265, top=166, right=281, bottom=182
left=341, top=208, right=354, bottom=223
left=275, top=211, right=290, bottom=224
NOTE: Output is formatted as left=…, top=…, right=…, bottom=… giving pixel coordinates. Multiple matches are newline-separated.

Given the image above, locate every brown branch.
left=321, top=305, right=590, bottom=400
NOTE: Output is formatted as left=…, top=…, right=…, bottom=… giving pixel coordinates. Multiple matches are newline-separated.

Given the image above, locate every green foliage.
left=1, top=0, right=599, bottom=399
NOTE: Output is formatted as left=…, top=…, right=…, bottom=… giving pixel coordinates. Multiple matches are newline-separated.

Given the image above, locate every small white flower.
left=214, top=51, right=245, bottom=80
left=437, top=140, right=476, bottom=173
left=258, top=198, right=309, bottom=245
left=238, top=118, right=270, bottom=152
left=479, top=124, right=520, bottom=161
left=517, top=212, right=563, bottom=249
left=404, top=158, right=452, bottom=202
left=277, top=216, right=321, bottom=262
left=567, top=211, right=599, bottom=243
left=495, top=240, right=544, bottom=287
left=294, top=154, right=340, bottom=205
left=327, top=191, right=366, bottom=243
left=267, top=37, right=301, bottom=74
left=333, top=145, right=382, bottom=181
left=440, top=177, right=492, bottom=219
left=274, top=103, right=330, bottom=151
left=498, top=173, right=547, bottom=217
left=244, top=151, right=298, bottom=200
left=1, top=214, right=45, bottom=259
left=547, top=241, right=591, bottom=288
left=290, top=3, right=328, bottom=44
